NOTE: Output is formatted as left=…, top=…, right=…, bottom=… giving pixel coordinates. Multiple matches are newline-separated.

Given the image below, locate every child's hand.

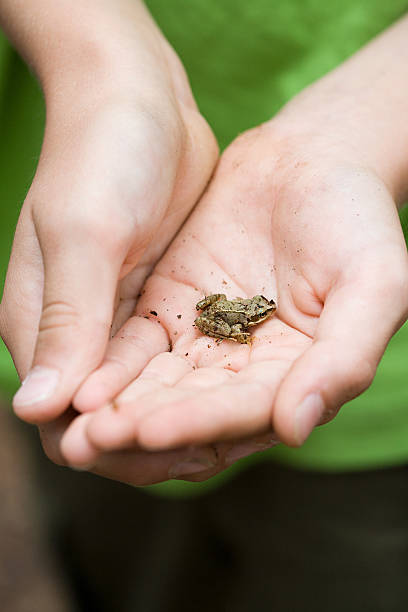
left=58, top=17, right=408, bottom=480
left=4, top=6, right=408, bottom=484
left=38, top=409, right=221, bottom=484
left=0, top=0, right=217, bottom=423
left=59, top=114, right=407, bottom=474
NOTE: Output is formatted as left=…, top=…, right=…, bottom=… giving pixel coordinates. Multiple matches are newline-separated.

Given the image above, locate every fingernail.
left=13, top=366, right=60, bottom=408
left=169, top=458, right=215, bottom=479
left=294, top=392, right=325, bottom=445
left=225, top=440, right=279, bottom=465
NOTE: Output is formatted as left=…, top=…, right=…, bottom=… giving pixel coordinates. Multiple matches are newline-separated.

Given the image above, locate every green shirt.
left=1, top=0, right=407, bottom=496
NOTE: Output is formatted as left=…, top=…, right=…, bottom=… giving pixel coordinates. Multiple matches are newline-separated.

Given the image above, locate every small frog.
left=194, top=294, right=276, bottom=344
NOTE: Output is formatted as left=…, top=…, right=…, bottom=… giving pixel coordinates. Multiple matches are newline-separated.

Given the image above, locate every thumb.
left=273, top=267, right=408, bottom=446
left=12, top=219, right=123, bottom=424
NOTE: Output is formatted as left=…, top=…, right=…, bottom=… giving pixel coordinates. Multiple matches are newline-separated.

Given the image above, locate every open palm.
left=61, top=124, right=408, bottom=481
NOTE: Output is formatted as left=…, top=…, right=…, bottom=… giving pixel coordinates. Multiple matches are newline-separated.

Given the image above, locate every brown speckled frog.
left=194, top=294, right=276, bottom=344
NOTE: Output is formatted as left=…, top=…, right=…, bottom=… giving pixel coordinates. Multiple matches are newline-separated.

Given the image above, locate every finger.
left=0, top=212, right=44, bottom=379
left=134, top=361, right=287, bottom=450
left=59, top=412, right=102, bottom=469
left=38, top=407, right=219, bottom=484
left=89, top=444, right=219, bottom=486
left=224, top=433, right=281, bottom=466
left=85, top=352, right=196, bottom=450
left=73, top=315, right=170, bottom=412
left=37, top=408, right=79, bottom=466
left=73, top=272, right=200, bottom=412
left=60, top=410, right=219, bottom=483
left=12, top=211, right=125, bottom=424
left=273, top=268, right=408, bottom=446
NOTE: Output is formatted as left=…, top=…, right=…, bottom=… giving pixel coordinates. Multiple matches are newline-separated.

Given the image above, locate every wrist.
left=1, top=0, right=174, bottom=110
left=273, top=86, right=408, bottom=208
left=271, top=15, right=408, bottom=207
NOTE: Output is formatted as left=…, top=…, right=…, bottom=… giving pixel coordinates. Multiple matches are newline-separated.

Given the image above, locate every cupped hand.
left=0, top=5, right=217, bottom=425
left=60, top=118, right=408, bottom=480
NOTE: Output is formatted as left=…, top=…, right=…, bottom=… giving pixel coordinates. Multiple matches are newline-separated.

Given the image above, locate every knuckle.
left=103, top=355, right=133, bottom=379
left=39, top=300, right=80, bottom=334
left=32, top=200, right=129, bottom=259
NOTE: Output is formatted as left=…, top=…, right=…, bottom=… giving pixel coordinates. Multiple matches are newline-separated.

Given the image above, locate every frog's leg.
left=195, top=315, right=232, bottom=340
left=196, top=294, right=226, bottom=311
left=230, top=324, right=251, bottom=345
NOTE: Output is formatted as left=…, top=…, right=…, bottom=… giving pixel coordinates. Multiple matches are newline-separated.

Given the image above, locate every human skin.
left=0, top=0, right=220, bottom=479
left=58, top=15, right=408, bottom=482
left=3, top=6, right=408, bottom=483
left=59, top=128, right=408, bottom=481
left=0, top=0, right=217, bottom=413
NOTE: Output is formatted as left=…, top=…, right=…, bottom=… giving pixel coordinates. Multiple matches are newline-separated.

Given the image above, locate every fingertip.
left=86, top=405, right=136, bottom=450
left=272, top=351, right=327, bottom=446
left=293, top=392, right=325, bottom=446
left=272, top=342, right=344, bottom=446
left=13, top=401, right=66, bottom=425
left=12, top=366, right=63, bottom=423
left=60, top=413, right=100, bottom=469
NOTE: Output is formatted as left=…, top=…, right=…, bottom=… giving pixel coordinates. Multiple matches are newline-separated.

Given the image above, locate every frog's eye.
left=263, top=296, right=276, bottom=307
